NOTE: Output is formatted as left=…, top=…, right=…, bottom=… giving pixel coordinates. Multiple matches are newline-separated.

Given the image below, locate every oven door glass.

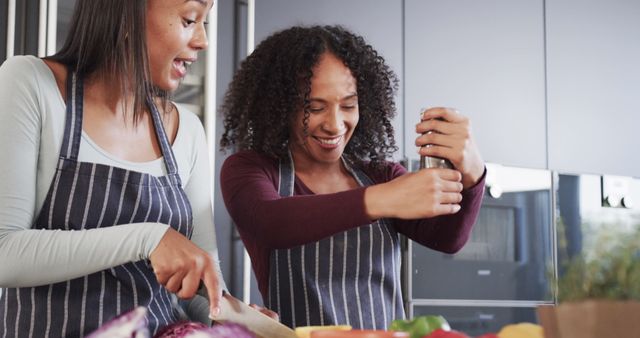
left=409, top=164, right=554, bottom=301
left=555, top=173, right=640, bottom=280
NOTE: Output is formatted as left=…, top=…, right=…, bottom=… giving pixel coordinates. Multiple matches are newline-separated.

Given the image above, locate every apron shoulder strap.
left=60, top=67, right=83, bottom=160
left=278, top=151, right=296, bottom=197
left=147, top=98, right=181, bottom=180
left=341, top=157, right=375, bottom=187
left=278, top=152, right=377, bottom=198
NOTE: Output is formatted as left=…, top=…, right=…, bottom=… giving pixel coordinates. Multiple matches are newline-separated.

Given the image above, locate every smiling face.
left=289, top=52, right=359, bottom=167
left=146, top=0, right=212, bottom=91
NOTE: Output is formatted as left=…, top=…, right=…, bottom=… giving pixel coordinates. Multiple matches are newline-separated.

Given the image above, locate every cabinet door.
left=1, top=0, right=7, bottom=60
left=404, top=0, right=546, bottom=168
left=254, top=0, right=405, bottom=158
left=546, top=0, right=640, bottom=177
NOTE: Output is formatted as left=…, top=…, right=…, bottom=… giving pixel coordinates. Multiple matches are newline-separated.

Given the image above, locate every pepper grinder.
left=419, top=115, right=453, bottom=170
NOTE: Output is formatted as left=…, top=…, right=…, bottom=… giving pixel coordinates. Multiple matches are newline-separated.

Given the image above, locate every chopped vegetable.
left=154, top=321, right=209, bottom=337
left=423, top=328, right=470, bottom=338
left=389, top=315, right=450, bottom=338
left=294, top=325, right=352, bottom=338
left=496, top=323, right=543, bottom=338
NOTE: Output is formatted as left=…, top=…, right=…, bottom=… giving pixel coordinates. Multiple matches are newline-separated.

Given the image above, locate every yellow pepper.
left=294, top=325, right=352, bottom=338
left=497, top=323, right=543, bottom=338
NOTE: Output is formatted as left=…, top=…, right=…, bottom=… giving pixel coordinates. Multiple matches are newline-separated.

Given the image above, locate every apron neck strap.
left=60, top=66, right=83, bottom=160
left=278, top=150, right=375, bottom=198
left=278, top=150, right=296, bottom=197
left=146, top=97, right=180, bottom=177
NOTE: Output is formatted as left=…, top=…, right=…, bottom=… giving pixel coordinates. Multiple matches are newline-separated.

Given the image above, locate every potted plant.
left=538, top=223, right=640, bottom=338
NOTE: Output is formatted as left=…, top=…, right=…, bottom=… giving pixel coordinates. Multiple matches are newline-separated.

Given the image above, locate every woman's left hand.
left=415, top=107, right=484, bottom=189
left=249, top=304, right=280, bottom=321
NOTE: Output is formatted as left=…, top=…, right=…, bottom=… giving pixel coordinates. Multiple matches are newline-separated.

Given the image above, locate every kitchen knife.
left=197, top=286, right=298, bottom=338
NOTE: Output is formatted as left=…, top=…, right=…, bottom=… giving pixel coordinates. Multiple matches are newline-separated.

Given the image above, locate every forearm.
left=228, top=188, right=371, bottom=249
left=363, top=182, right=404, bottom=219
left=0, top=222, right=168, bottom=287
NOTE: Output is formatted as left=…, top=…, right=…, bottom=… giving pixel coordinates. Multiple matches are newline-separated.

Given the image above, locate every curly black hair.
left=220, top=25, right=399, bottom=167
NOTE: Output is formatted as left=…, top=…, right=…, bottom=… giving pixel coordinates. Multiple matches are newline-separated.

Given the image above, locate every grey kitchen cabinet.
left=254, top=0, right=405, bottom=159
left=546, top=0, right=640, bottom=177
left=1, top=0, right=6, bottom=59
left=404, top=0, right=547, bottom=168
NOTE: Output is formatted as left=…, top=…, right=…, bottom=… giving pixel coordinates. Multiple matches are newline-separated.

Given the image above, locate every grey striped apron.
left=267, top=153, right=405, bottom=330
left=0, top=69, right=193, bottom=337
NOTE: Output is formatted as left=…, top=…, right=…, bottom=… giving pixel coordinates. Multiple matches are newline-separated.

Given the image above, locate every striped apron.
left=0, top=69, right=193, bottom=337
left=267, top=153, right=405, bottom=330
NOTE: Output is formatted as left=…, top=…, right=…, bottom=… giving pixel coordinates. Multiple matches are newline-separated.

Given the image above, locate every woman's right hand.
left=150, top=228, right=222, bottom=317
left=364, top=168, right=464, bottom=220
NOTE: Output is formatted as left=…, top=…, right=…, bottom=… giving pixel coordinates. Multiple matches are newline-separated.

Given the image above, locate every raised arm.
left=398, top=106, right=487, bottom=253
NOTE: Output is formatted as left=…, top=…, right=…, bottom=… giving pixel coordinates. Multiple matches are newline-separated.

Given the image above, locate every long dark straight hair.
left=47, top=0, right=167, bottom=123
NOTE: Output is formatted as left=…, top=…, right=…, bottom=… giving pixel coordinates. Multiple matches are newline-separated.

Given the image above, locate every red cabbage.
left=86, top=306, right=149, bottom=338
left=154, top=321, right=208, bottom=337
left=87, top=306, right=256, bottom=338
left=154, top=321, right=255, bottom=338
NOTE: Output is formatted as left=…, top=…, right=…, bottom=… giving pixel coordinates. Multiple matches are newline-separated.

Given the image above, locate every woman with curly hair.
left=219, top=25, right=486, bottom=329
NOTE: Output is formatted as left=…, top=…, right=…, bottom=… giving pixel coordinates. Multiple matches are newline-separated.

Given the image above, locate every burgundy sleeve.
left=220, top=152, right=372, bottom=250
left=389, top=164, right=487, bottom=254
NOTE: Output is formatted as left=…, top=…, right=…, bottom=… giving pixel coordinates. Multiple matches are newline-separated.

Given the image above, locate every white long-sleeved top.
left=0, top=55, right=222, bottom=289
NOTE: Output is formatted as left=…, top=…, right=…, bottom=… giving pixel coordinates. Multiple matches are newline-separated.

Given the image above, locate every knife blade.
left=197, top=286, right=298, bottom=338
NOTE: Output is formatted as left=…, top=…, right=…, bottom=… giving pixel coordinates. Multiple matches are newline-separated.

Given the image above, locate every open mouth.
left=173, top=59, right=194, bottom=77
left=312, top=135, right=343, bottom=148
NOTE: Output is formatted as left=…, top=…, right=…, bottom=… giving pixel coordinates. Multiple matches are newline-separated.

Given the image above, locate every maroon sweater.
left=220, top=150, right=486, bottom=298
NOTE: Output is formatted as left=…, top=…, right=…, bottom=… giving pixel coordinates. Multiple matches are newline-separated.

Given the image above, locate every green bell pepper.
left=389, top=315, right=451, bottom=338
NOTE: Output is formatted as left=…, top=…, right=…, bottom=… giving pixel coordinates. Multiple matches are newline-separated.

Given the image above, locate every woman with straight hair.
left=0, top=0, right=224, bottom=336
left=219, top=25, right=486, bottom=330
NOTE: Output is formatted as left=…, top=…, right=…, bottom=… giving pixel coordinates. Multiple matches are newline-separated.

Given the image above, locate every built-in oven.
left=404, top=163, right=554, bottom=333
